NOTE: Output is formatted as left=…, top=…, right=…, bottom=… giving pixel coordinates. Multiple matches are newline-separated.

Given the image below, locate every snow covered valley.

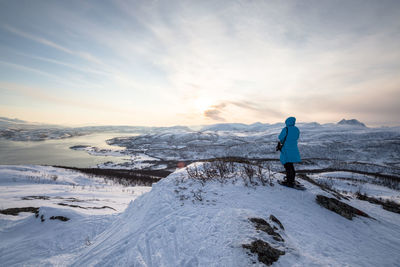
left=1, top=120, right=400, bottom=266
left=100, top=123, right=400, bottom=176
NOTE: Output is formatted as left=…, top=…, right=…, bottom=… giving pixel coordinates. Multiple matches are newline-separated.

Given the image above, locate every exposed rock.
left=316, top=195, right=370, bottom=220
left=57, top=203, right=116, bottom=211
left=21, top=196, right=50, bottom=200
left=0, top=207, right=39, bottom=216
left=69, top=145, right=90, bottom=150
left=269, top=215, right=284, bottom=230
left=382, top=201, right=400, bottom=214
left=249, top=217, right=284, bottom=242
left=356, top=193, right=400, bottom=214
left=242, top=240, right=285, bottom=266
left=50, top=216, right=70, bottom=221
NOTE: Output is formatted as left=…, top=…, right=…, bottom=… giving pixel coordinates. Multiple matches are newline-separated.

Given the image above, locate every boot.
left=281, top=178, right=294, bottom=187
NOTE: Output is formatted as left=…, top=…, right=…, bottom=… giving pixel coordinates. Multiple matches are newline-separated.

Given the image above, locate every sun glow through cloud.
left=194, top=97, right=214, bottom=114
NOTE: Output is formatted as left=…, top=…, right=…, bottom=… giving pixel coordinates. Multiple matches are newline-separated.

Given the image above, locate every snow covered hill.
left=1, top=163, right=399, bottom=266
left=337, top=119, right=366, bottom=127
left=70, top=163, right=400, bottom=266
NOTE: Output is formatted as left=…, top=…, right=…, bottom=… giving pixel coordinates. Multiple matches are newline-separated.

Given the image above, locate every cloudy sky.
left=0, top=0, right=399, bottom=126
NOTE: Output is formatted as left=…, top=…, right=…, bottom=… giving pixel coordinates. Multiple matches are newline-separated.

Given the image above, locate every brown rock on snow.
left=242, top=240, right=285, bottom=266
left=316, top=195, right=370, bottom=220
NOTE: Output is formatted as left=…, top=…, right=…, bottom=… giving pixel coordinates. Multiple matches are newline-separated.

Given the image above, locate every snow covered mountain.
left=0, top=116, right=372, bottom=142
left=337, top=119, right=367, bottom=127
left=0, top=116, right=192, bottom=141
left=0, top=117, right=88, bottom=141
left=0, top=117, right=27, bottom=126
left=105, top=123, right=400, bottom=175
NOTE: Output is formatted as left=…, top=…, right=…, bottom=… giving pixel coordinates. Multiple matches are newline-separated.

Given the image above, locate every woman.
left=278, top=117, right=301, bottom=187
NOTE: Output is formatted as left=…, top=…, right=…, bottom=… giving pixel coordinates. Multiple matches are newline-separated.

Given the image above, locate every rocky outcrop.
left=0, top=207, right=39, bottom=216
left=243, top=216, right=286, bottom=265
left=49, top=216, right=70, bottom=221
left=242, top=240, right=285, bottom=266
left=249, top=217, right=284, bottom=242
left=356, top=193, right=400, bottom=214
left=316, top=195, right=370, bottom=220
left=269, top=214, right=284, bottom=230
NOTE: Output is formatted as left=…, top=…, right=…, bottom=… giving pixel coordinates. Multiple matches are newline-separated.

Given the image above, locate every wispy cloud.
left=0, top=60, right=60, bottom=80
left=204, top=109, right=225, bottom=121
left=0, top=0, right=399, bottom=125
left=203, top=100, right=284, bottom=122
left=2, top=24, right=105, bottom=66
left=12, top=51, right=109, bottom=76
left=204, top=103, right=226, bottom=121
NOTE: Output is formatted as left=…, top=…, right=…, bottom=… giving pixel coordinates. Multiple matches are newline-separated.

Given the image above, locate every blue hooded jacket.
left=278, top=117, right=301, bottom=165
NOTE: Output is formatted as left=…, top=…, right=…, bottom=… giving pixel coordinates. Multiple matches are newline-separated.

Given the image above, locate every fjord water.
left=0, top=133, right=138, bottom=167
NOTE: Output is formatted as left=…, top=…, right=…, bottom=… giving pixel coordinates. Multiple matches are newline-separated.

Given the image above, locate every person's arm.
left=278, top=128, right=287, bottom=142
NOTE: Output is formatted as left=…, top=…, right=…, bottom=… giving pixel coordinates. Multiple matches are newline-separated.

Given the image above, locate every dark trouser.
left=284, top=163, right=295, bottom=185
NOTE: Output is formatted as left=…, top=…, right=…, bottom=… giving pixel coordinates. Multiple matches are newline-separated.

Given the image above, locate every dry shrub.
left=186, top=159, right=274, bottom=187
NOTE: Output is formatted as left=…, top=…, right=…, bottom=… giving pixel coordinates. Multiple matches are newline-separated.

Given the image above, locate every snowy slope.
left=72, top=163, right=400, bottom=267
left=0, top=165, right=151, bottom=266
left=1, top=163, right=399, bottom=266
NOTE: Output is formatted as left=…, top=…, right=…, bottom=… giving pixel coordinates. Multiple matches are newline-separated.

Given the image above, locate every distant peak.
left=0, top=117, right=26, bottom=123
left=337, top=119, right=366, bottom=127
